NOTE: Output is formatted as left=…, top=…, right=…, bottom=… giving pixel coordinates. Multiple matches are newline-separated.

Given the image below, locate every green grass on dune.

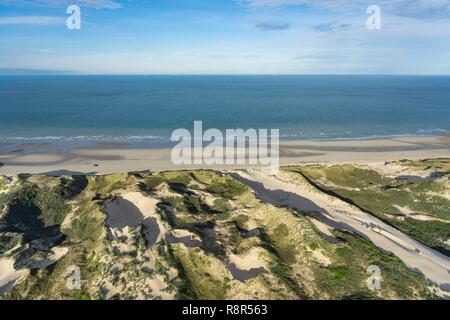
left=315, top=230, right=431, bottom=300
left=285, top=161, right=450, bottom=256
left=0, top=184, right=70, bottom=242
left=88, top=173, right=133, bottom=198
left=397, top=158, right=450, bottom=173
left=0, top=177, right=6, bottom=190
left=0, top=168, right=440, bottom=300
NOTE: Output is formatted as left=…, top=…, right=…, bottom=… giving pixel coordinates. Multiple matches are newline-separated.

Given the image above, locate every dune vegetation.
left=285, top=159, right=450, bottom=256
left=1, top=163, right=446, bottom=299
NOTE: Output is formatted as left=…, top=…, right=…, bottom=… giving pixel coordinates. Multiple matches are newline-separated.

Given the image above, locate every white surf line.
left=232, top=170, right=450, bottom=295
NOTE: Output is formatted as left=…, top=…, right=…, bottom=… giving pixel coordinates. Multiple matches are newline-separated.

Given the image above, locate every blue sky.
left=1, top=0, right=450, bottom=74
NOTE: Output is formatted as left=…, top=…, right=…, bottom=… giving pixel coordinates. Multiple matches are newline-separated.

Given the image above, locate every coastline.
left=0, top=134, right=449, bottom=176
left=1, top=135, right=450, bottom=298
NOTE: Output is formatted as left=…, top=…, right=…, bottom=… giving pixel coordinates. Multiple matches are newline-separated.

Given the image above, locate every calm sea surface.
left=0, top=75, right=449, bottom=146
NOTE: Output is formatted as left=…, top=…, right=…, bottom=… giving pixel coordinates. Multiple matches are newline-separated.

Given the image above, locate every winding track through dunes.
left=231, top=170, right=450, bottom=296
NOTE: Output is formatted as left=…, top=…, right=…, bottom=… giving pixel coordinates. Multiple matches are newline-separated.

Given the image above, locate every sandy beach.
left=0, top=135, right=449, bottom=176
left=0, top=135, right=449, bottom=298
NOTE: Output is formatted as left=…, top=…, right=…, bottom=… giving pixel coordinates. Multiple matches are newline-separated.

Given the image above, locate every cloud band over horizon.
left=1, top=0, right=449, bottom=75
left=0, top=0, right=121, bottom=9
left=238, top=0, right=450, bottom=19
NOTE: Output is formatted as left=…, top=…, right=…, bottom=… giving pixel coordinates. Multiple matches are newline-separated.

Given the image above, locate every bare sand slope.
left=0, top=258, right=28, bottom=294
left=231, top=169, right=450, bottom=296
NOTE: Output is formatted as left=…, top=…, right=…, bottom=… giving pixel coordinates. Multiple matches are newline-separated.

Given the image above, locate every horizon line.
left=1, top=73, right=450, bottom=77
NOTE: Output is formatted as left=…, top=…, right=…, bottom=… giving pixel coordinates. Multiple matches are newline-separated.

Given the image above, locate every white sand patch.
left=369, top=161, right=406, bottom=177
left=410, top=215, right=450, bottom=223
left=427, top=190, right=450, bottom=201
left=393, top=205, right=415, bottom=216
left=110, top=191, right=166, bottom=243
left=0, top=176, right=16, bottom=195
left=243, top=219, right=260, bottom=231
left=312, top=250, right=332, bottom=266
left=308, top=221, right=335, bottom=266
left=443, top=190, right=450, bottom=201
left=121, top=191, right=158, bottom=219
left=428, top=284, right=450, bottom=299
left=368, top=161, right=436, bottom=179
left=0, top=258, right=28, bottom=294
left=203, top=194, right=219, bottom=207
left=61, top=205, right=78, bottom=230
left=155, top=183, right=181, bottom=199
left=171, top=229, right=200, bottom=240
left=143, top=249, right=155, bottom=270
left=110, top=263, right=123, bottom=273
left=167, top=267, right=178, bottom=281
left=310, top=218, right=335, bottom=238
left=369, top=161, right=424, bottom=178
left=229, top=247, right=267, bottom=271
left=110, top=227, right=137, bottom=254
left=27, top=246, right=70, bottom=269
left=103, top=280, right=120, bottom=300
left=113, top=243, right=133, bottom=254
left=231, top=210, right=259, bottom=230
left=111, top=226, right=132, bottom=240
left=49, top=246, right=69, bottom=261
left=394, top=205, right=449, bottom=223
left=148, top=274, right=173, bottom=300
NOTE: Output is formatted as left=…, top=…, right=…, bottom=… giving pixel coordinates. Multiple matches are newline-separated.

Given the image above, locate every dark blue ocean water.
left=0, top=75, right=449, bottom=145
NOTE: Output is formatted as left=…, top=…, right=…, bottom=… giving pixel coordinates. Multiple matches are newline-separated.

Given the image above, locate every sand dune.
left=232, top=169, right=450, bottom=296
left=0, top=258, right=28, bottom=294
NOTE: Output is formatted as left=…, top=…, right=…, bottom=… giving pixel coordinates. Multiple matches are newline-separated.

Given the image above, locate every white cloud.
left=254, top=21, right=290, bottom=31
left=0, top=0, right=121, bottom=9
left=0, top=15, right=63, bottom=25
left=237, top=0, right=450, bottom=19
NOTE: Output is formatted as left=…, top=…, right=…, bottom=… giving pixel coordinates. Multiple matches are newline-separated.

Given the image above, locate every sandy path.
left=231, top=170, right=450, bottom=295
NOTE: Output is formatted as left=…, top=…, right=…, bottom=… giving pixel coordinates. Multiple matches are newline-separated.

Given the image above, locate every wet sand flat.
left=0, top=135, right=448, bottom=175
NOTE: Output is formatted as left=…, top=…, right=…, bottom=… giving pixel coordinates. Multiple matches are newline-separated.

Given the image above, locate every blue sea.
left=0, top=75, right=449, bottom=146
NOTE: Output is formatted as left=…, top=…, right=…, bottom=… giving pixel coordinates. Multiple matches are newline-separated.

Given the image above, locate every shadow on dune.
left=230, top=173, right=369, bottom=242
